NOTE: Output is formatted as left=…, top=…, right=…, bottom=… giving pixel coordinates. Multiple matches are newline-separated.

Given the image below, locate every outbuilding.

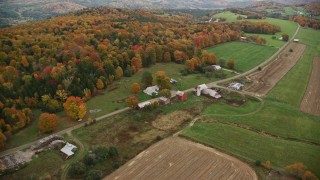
left=196, top=84, right=208, bottom=96
left=60, top=143, right=77, bottom=158
left=293, top=39, right=299, bottom=43
left=159, top=97, right=171, bottom=105
left=137, top=101, right=151, bottom=109
left=202, top=89, right=222, bottom=99
left=176, top=91, right=187, bottom=102
left=228, top=83, right=244, bottom=90
left=211, top=65, right=222, bottom=71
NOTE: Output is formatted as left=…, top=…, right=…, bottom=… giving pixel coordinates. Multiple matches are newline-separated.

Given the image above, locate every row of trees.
left=293, top=16, right=320, bottom=30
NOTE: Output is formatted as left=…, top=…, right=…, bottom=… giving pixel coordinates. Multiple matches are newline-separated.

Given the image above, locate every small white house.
left=143, top=85, right=159, bottom=96
left=196, top=84, right=208, bottom=96
left=60, top=143, right=77, bottom=158
left=138, top=101, right=151, bottom=109
left=212, top=65, right=222, bottom=71
left=240, top=36, right=247, bottom=40
left=293, top=39, right=299, bottom=43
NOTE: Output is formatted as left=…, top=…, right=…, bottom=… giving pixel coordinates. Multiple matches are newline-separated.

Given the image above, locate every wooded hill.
left=0, top=7, right=280, bottom=149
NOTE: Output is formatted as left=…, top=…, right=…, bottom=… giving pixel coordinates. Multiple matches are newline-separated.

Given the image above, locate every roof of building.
left=143, top=85, right=159, bottom=96
left=197, top=84, right=208, bottom=90
left=159, top=97, right=169, bottom=101
left=138, top=101, right=151, bottom=108
left=212, top=65, right=222, bottom=70
left=60, top=143, right=77, bottom=157
left=176, top=91, right=185, bottom=96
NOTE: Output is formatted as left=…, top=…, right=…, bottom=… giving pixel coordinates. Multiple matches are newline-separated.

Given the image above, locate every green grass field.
left=284, top=7, right=295, bottom=16
left=206, top=41, right=277, bottom=72
left=183, top=28, right=320, bottom=176
left=182, top=123, right=320, bottom=176
left=212, top=11, right=298, bottom=48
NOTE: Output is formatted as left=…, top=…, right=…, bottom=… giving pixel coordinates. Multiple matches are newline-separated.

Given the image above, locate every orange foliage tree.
left=131, top=83, right=141, bottom=94
left=286, top=163, right=307, bottom=178
left=39, top=113, right=58, bottom=133
left=96, top=78, right=104, bottom=90
left=63, top=96, right=87, bottom=120
left=227, top=60, right=235, bottom=69
left=126, top=96, right=139, bottom=108
left=264, top=160, right=271, bottom=170
left=0, top=131, right=6, bottom=150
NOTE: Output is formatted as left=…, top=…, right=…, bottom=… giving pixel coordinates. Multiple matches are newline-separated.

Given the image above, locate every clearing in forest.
left=300, top=57, right=320, bottom=116
left=245, top=43, right=306, bottom=96
left=105, top=137, right=257, bottom=180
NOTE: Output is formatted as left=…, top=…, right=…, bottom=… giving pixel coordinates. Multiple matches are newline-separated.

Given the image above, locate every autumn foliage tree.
left=264, top=160, right=271, bottom=170
left=63, top=96, right=87, bottom=120
left=96, top=79, right=104, bottom=90
left=282, top=33, right=289, bottom=42
left=227, top=60, right=235, bottom=69
left=0, top=131, right=6, bottom=150
left=126, top=96, right=138, bottom=108
left=155, top=71, right=172, bottom=90
left=39, top=113, right=58, bottom=133
left=131, top=83, right=141, bottom=94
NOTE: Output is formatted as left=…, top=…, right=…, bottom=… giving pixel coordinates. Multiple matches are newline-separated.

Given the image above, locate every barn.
left=202, top=89, right=222, bottom=99
left=176, top=91, right=187, bottom=102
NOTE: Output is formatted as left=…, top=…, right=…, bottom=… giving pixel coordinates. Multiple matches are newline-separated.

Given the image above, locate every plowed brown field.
left=245, top=43, right=306, bottom=96
left=105, top=137, right=257, bottom=180
left=300, top=57, right=320, bottom=116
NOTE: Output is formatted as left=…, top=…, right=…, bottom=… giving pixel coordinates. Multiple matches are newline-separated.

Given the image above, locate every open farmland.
left=206, top=41, right=277, bottom=72
left=245, top=42, right=306, bottom=96
left=300, top=57, right=320, bottom=116
left=105, top=137, right=257, bottom=180
left=182, top=123, right=320, bottom=177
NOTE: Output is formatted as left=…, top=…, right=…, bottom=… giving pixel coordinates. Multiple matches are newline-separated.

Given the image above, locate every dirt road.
left=300, top=57, right=320, bottom=116
left=105, top=137, right=257, bottom=180
left=244, top=43, right=306, bottom=96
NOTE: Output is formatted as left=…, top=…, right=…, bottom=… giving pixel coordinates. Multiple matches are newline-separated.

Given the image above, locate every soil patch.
left=151, top=111, right=192, bottom=131
left=300, top=57, right=320, bottom=116
left=105, top=137, right=257, bottom=180
left=245, top=43, right=306, bottom=96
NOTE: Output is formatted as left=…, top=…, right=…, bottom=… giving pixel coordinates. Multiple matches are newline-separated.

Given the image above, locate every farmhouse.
left=212, top=65, right=222, bottom=71
left=202, top=89, right=222, bottom=99
left=196, top=84, right=208, bottom=96
left=143, top=85, right=159, bottom=96
left=228, top=83, right=244, bottom=90
left=176, top=91, right=187, bottom=102
left=137, top=101, right=151, bottom=109
left=60, top=143, right=77, bottom=158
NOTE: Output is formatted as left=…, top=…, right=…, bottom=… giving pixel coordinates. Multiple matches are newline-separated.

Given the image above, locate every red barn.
left=176, top=91, right=187, bottom=102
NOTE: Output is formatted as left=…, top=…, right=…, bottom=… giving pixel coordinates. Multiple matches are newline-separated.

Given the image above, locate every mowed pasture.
left=300, top=57, right=320, bottom=116
left=182, top=123, right=320, bottom=177
left=245, top=42, right=306, bottom=96
left=206, top=41, right=277, bottom=72
left=106, top=137, right=257, bottom=180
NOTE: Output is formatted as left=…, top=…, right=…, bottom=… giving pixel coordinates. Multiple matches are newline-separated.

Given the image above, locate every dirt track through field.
left=105, top=137, right=257, bottom=180
left=245, top=43, right=306, bottom=96
left=300, top=57, right=320, bottom=116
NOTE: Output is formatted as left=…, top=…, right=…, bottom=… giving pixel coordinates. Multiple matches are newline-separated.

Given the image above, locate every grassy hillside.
left=206, top=41, right=277, bottom=72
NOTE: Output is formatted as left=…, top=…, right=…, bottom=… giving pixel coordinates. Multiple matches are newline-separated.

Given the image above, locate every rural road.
left=0, top=24, right=301, bottom=158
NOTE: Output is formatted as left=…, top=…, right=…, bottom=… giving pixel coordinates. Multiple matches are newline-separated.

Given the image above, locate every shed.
left=240, top=36, right=247, bottom=40
left=137, top=101, right=151, bottom=109
left=60, top=143, right=77, bottom=158
left=170, top=78, right=178, bottom=85
left=143, top=86, right=159, bottom=96
left=293, top=39, right=299, bottom=42
left=176, top=91, right=187, bottom=102
left=196, top=84, right=208, bottom=96
left=202, top=89, right=222, bottom=99
left=228, top=83, right=244, bottom=90
left=211, top=65, right=222, bottom=71
left=159, top=97, right=170, bottom=105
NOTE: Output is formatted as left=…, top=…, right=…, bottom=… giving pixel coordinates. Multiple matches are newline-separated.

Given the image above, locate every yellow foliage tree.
left=63, top=96, right=87, bottom=120
left=39, top=113, right=58, bottom=133
left=96, top=79, right=104, bottom=90
left=115, top=66, right=123, bottom=80
left=264, top=160, right=271, bottom=170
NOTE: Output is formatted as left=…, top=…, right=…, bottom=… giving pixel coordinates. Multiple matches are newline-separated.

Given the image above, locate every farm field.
left=245, top=42, right=306, bottom=96
left=106, top=137, right=257, bottom=180
left=300, top=57, right=320, bottom=116
left=181, top=123, right=320, bottom=177
left=206, top=41, right=277, bottom=72
left=182, top=27, right=320, bottom=177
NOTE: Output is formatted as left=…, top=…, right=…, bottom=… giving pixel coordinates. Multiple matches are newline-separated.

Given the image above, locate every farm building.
left=143, top=85, right=159, bottom=96
left=202, top=89, right=222, bottom=99
left=176, top=91, right=187, bottom=102
left=240, top=36, right=247, bottom=40
left=212, top=65, right=222, bottom=71
left=293, top=39, right=299, bottom=42
left=60, top=143, right=77, bottom=158
left=159, top=97, right=170, bottom=105
left=228, top=83, right=244, bottom=90
left=196, top=84, right=208, bottom=96
left=137, top=101, right=151, bottom=109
